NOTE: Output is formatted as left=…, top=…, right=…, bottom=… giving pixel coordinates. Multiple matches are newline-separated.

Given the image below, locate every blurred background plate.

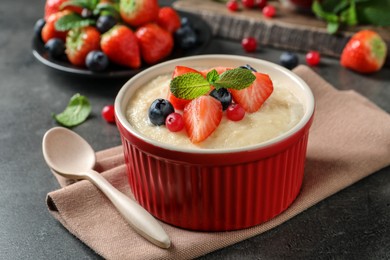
left=32, top=11, right=212, bottom=78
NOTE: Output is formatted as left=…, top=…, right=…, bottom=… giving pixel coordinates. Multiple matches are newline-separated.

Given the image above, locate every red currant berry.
left=227, top=103, right=245, bottom=121
left=101, top=105, right=115, bottom=124
left=257, top=0, right=268, bottom=9
left=226, top=0, right=239, bottom=12
left=262, top=5, right=276, bottom=18
left=242, top=0, right=255, bottom=8
left=305, top=51, right=321, bottom=66
left=241, top=37, right=257, bottom=52
left=165, top=112, right=184, bottom=132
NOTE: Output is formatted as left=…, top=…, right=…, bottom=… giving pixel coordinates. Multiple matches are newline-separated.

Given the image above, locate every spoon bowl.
left=42, top=127, right=171, bottom=249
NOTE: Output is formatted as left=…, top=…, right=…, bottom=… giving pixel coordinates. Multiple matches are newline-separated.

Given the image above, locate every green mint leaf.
left=170, top=73, right=211, bottom=100
left=339, top=1, right=357, bottom=26
left=93, top=2, right=120, bottom=17
left=53, top=94, right=91, bottom=127
left=206, top=69, right=219, bottom=84
left=356, top=0, right=390, bottom=26
left=312, top=0, right=339, bottom=23
left=213, top=68, right=256, bottom=90
left=55, top=13, right=95, bottom=31
left=326, top=22, right=339, bottom=34
left=61, top=0, right=98, bottom=10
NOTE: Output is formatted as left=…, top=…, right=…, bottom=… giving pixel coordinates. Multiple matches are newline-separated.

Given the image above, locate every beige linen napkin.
left=46, top=65, right=390, bottom=260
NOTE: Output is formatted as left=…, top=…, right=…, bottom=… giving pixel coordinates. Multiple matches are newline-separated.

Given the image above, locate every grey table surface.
left=1, top=0, right=389, bottom=259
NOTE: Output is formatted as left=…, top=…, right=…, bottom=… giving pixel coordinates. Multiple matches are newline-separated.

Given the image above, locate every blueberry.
left=85, top=51, right=109, bottom=72
left=96, top=15, right=117, bottom=34
left=148, top=99, right=175, bottom=126
left=34, top=18, right=46, bottom=42
left=210, top=88, right=232, bottom=111
left=280, top=52, right=299, bottom=70
left=44, top=38, right=65, bottom=59
left=239, top=64, right=257, bottom=72
left=174, top=26, right=197, bottom=49
left=180, top=17, right=191, bottom=28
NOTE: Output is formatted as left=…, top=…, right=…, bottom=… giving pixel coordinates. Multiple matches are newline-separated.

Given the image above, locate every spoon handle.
left=84, top=169, right=171, bottom=249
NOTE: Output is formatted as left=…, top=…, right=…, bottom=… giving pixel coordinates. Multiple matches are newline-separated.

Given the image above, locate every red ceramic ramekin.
left=115, top=55, right=315, bottom=231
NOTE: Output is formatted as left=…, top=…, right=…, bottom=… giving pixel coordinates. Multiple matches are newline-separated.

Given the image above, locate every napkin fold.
left=46, top=65, right=390, bottom=260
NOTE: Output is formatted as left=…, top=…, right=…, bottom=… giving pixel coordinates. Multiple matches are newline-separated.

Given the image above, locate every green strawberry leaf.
left=170, top=73, right=211, bottom=100
left=55, top=13, right=95, bottom=31
left=213, top=68, right=256, bottom=90
left=53, top=94, right=91, bottom=127
left=206, top=69, right=219, bottom=84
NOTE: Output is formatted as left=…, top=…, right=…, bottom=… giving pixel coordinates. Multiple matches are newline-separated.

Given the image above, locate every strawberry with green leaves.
left=65, top=26, right=101, bottom=67
left=120, top=0, right=159, bottom=27
left=340, top=30, right=388, bottom=74
left=44, top=0, right=82, bottom=20
left=101, top=25, right=141, bottom=69
left=135, top=23, right=174, bottom=65
left=41, top=10, right=72, bottom=43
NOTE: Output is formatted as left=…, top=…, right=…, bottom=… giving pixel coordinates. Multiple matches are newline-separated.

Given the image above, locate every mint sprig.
left=55, top=13, right=95, bottom=31
left=170, top=68, right=256, bottom=100
left=53, top=93, right=91, bottom=127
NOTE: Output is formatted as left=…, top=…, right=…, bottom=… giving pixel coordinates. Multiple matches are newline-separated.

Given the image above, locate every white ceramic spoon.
left=42, top=127, right=171, bottom=249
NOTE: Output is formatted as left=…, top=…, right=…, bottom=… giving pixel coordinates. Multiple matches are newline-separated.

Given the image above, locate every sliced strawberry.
left=120, top=0, right=159, bottom=27
left=230, top=72, right=273, bottom=113
left=168, top=66, right=202, bottom=110
left=183, top=96, right=223, bottom=143
left=65, top=26, right=100, bottom=67
left=157, top=7, right=181, bottom=34
left=135, top=23, right=174, bottom=65
left=41, top=10, right=71, bottom=43
left=201, top=66, right=232, bottom=77
left=101, top=25, right=141, bottom=69
left=340, top=30, right=387, bottom=74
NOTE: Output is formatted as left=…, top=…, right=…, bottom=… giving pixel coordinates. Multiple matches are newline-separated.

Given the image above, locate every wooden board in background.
left=173, top=0, right=390, bottom=65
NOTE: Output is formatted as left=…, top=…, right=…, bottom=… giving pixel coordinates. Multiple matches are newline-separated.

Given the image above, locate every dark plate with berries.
left=32, top=11, right=212, bottom=78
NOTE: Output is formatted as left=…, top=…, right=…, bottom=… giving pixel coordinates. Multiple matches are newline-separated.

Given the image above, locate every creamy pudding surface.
left=126, top=73, right=304, bottom=149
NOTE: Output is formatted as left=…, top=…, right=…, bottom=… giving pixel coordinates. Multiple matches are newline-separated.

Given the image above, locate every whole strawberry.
left=65, top=26, right=101, bottom=67
left=135, top=23, right=174, bottom=65
left=341, top=30, right=388, bottom=74
left=120, top=0, right=159, bottom=27
left=44, top=0, right=82, bottom=20
left=157, top=7, right=181, bottom=34
left=101, top=25, right=141, bottom=69
left=41, top=10, right=71, bottom=43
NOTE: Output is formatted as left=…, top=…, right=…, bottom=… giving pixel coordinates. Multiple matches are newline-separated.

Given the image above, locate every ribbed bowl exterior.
left=117, top=119, right=312, bottom=231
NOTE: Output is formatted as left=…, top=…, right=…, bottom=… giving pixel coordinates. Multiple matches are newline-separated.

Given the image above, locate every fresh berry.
left=165, top=113, right=184, bottom=132
left=85, top=51, right=109, bottom=72
left=241, top=37, right=257, bottom=52
left=242, top=0, right=256, bottom=8
left=44, top=0, right=82, bottom=20
left=65, top=26, right=100, bottom=67
left=135, top=23, right=174, bottom=65
left=148, top=99, right=175, bottom=126
left=305, top=50, right=320, bottom=66
left=45, top=38, right=65, bottom=59
left=257, top=0, right=268, bottom=9
left=227, top=103, right=245, bottom=121
left=174, top=25, right=198, bottom=49
left=280, top=52, right=299, bottom=69
left=230, top=72, right=274, bottom=112
left=209, top=88, right=232, bottom=111
left=157, top=7, right=181, bottom=34
left=41, top=10, right=70, bottom=43
left=101, top=105, right=115, bottom=123
left=168, top=66, right=202, bottom=110
left=183, top=95, right=223, bottom=143
left=180, top=17, right=190, bottom=27
left=239, top=64, right=257, bottom=72
left=101, top=25, right=141, bottom=69
left=34, top=18, right=46, bottom=42
left=340, top=30, right=387, bottom=74
left=96, top=15, right=117, bottom=34
left=226, top=0, right=239, bottom=12
left=262, top=5, right=276, bottom=18
left=119, top=0, right=159, bottom=27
